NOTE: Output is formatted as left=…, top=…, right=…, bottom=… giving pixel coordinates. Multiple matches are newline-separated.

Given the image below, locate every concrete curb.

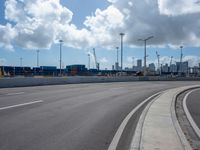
left=130, top=85, right=200, bottom=150
left=129, top=91, right=163, bottom=150
left=183, top=89, right=200, bottom=139
left=107, top=91, right=162, bottom=150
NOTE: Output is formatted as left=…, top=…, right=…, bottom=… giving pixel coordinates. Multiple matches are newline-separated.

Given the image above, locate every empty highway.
left=0, top=81, right=200, bottom=150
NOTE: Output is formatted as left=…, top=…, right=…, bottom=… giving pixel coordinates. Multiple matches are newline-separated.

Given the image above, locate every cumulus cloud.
left=0, top=0, right=96, bottom=50
left=0, top=23, right=17, bottom=50
left=158, top=0, right=200, bottom=15
left=0, top=0, right=200, bottom=50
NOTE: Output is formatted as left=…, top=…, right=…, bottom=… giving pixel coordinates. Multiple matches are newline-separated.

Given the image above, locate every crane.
left=156, top=51, right=161, bottom=75
left=93, top=48, right=99, bottom=70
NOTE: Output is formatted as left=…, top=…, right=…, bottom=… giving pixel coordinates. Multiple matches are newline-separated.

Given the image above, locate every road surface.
left=186, top=88, right=200, bottom=129
left=0, top=81, right=199, bottom=150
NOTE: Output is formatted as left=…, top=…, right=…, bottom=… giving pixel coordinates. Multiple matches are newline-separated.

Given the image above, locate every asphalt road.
left=186, top=88, right=200, bottom=129
left=0, top=81, right=199, bottom=150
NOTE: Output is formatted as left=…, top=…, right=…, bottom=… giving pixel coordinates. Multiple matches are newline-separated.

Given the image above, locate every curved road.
left=186, top=88, right=200, bottom=129
left=0, top=81, right=199, bottom=150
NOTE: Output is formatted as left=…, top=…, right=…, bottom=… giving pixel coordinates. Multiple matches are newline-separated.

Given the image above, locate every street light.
left=138, top=36, right=154, bottom=76
left=59, top=39, right=63, bottom=76
left=116, top=46, right=119, bottom=70
left=120, top=33, right=125, bottom=72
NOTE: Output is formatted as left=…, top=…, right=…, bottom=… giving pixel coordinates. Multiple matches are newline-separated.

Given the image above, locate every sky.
left=0, top=0, right=200, bottom=69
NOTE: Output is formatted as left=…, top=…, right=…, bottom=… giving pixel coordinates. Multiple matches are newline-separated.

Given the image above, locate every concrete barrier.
left=0, top=76, right=200, bottom=88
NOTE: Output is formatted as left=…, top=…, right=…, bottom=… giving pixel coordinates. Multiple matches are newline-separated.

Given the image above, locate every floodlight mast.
left=59, top=40, right=63, bottom=76
left=138, top=36, right=154, bottom=76
left=120, top=33, right=125, bottom=73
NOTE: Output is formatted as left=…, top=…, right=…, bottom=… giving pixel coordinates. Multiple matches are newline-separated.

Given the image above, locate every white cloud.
left=1, top=0, right=96, bottom=50
left=0, top=0, right=200, bottom=51
left=158, top=0, right=200, bottom=16
left=0, top=23, right=17, bottom=50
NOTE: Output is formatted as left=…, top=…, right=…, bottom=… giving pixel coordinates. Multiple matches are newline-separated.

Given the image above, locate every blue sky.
left=0, top=0, right=200, bottom=69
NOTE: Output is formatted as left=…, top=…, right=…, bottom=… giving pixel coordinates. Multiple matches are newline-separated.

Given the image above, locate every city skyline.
left=0, top=0, right=200, bottom=69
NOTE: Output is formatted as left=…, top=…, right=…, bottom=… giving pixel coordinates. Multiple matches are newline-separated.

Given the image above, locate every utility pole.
left=37, top=50, right=40, bottom=67
left=138, top=36, right=154, bottom=76
left=59, top=40, right=63, bottom=76
left=120, top=33, right=125, bottom=73
left=180, top=46, right=183, bottom=74
left=156, top=51, right=161, bottom=76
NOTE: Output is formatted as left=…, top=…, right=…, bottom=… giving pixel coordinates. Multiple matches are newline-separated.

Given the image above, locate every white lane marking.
left=5, top=92, right=25, bottom=96
left=107, top=91, right=163, bottom=150
left=183, top=89, right=200, bottom=138
left=0, top=100, right=43, bottom=111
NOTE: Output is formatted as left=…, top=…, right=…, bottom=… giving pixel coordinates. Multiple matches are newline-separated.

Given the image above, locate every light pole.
left=138, top=36, right=154, bottom=76
left=120, top=33, right=125, bottom=72
left=36, top=50, right=40, bottom=67
left=59, top=40, right=63, bottom=76
left=116, top=46, right=119, bottom=65
left=116, top=46, right=119, bottom=70
left=180, top=46, right=183, bottom=74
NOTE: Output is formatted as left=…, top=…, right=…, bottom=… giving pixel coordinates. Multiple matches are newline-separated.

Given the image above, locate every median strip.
left=130, top=85, right=200, bottom=150
left=0, top=100, right=43, bottom=111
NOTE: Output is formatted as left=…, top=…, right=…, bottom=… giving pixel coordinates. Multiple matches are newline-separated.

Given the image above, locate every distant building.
left=137, top=59, right=142, bottom=68
left=176, top=61, right=188, bottom=74
left=162, top=64, right=169, bottom=73
left=112, top=65, right=115, bottom=70
left=170, top=64, right=177, bottom=73
left=182, top=61, right=189, bottom=73
left=148, top=63, right=156, bottom=72
left=115, top=62, right=119, bottom=70
left=135, top=59, right=142, bottom=71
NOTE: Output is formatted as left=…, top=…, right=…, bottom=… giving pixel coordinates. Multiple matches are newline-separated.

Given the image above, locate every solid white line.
left=0, top=100, right=43, bottom=111
left=5, top=92, right=25, bottom=96
left=107, top=91, right=162, bottom=150
left=183, top=89, right=200, bottom=138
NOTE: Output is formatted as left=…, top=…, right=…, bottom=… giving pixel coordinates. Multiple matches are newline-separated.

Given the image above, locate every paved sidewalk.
left=131, top=86, right=200, bottom=150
